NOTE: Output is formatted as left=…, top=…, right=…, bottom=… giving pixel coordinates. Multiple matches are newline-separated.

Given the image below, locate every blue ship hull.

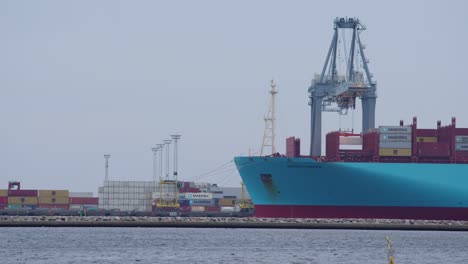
left=234, top=156, right=468, bottom=219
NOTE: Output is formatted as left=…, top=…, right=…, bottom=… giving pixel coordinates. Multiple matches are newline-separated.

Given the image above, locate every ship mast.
left=261, top=80, right=278, bottom=156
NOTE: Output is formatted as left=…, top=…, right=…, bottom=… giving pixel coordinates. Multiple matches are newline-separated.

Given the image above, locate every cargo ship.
left=234, top=18, right=468, bottom=220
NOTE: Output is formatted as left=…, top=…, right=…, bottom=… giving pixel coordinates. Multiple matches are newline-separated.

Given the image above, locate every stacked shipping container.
left=378, top=126, right=412, bottom=157
left=98, top=181, right=158, bottom=212
left=69, top=192, right=98, bottom=210
left=38, top=190, right=69, bottom=209
left=0, top=189, right=7, bottom=209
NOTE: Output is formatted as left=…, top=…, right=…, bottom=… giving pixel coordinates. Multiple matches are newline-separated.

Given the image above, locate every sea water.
left=0, top=227, right=467, bottom=263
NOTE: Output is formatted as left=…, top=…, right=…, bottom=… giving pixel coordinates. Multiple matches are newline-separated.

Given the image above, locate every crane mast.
left=309, top=17, right=377, bottom=156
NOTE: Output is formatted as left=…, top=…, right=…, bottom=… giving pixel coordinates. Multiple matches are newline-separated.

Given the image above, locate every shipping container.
left=456, top=144, right=468, bottom=151
left=455, top=136, right=468, bottom=144
left=416, top=129, right=437, bottom=137
left=0, top=190, right=7, bottom=197
left=179, top=199, right=190, bottom=206
left=39, top=190, right=69, bottom=197
left=379, top=134, right=412, bottom=142
left=38, top=196, right=69, bottom=204
left=219, top=198, right=236, bottom=206
left=38, top=204, right=69, bottom=209
left=418, top=142, right=450, bottom=157
left=8, top=190, right=38, bottom=197
left=379, top=126, right=412, bottom=134
left=179, top=205, right=191, bottom=212
left=379, top=142, right=412, bottom=149
left=416, top=137, right=437, bottom=143
left=8, top=196, right=38, bottom=205
left=69, top=192, right=94, bottom=198
left=190, top=206, right=205, bottom=212
left=213, top=193, right=223, bottom=199
left=205, top=206, right=220, bottom=212
left=339, top=136, right=363, bottom=145
left=379, top=148, right=412, bottom=157
left=8, top=204, right=23, bottom=209
left=183, top=193, right=212, bottom=200
left=220, top=206, right=235, bottom=212
left=190, top=199, right=215, bottom=206
left=0, top=196, right=7, bottom=204
left=38, top=204, right=70, bottom=210
left=69, top=197, right=98, bottom=205
left=39, top=196, right=70, bottom=204
left=0, top=204, right=6, bottom=210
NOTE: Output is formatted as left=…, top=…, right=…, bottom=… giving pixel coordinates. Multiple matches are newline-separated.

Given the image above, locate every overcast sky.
left=1, top=0, right=467, bottom=192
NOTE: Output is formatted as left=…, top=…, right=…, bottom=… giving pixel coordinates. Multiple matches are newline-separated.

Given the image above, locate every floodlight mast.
left=171, top=135, right=181, bottom=182
left=163, top=140, right=172, bottom=180
left=104, top=154, right=111, bottom=182
left=157, top=144, right=165, bottom=181
left=151, top=147, right=159, bottom=182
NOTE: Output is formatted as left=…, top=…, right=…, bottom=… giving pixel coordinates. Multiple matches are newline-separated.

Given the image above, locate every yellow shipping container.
left=38, top=190, right=69, bottom=197
left=416, top=137, right=437, bottom=143
left=8, top=197, right=38, bottom=205
left=38, top=196, right=69, bottom=205
left=0, top=190, right=7, bottom=197
left=379, top=148, right=412, bottom=157
left=219, top=198, right=235, bottom=206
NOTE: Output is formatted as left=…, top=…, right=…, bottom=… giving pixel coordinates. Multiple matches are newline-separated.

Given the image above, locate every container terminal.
left=3, top=17, right=468, bottom=225
left=0, top=180, right=254, bottom=217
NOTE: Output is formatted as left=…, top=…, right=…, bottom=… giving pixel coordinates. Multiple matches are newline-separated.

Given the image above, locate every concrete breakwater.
left=1, top=216, right=468, bottom=230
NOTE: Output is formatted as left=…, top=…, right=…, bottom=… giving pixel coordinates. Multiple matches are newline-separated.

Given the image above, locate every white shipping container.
left=213, top=193, right=223, bottom=199
left=220, top=206, right=235, bottom=212
left=184, top=193, right=213, bottom=200
left=380, top=134, right=412, bottom=142
left=379, top=126, right=412, bottom=134
left=455, top=136, right=468, bottom=144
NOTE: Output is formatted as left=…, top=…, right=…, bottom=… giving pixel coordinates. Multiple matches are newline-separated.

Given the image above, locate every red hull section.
left=255, top=205, right=468, bottom=220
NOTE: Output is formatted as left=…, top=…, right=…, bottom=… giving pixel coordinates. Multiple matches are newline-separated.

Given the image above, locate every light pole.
left=104, top=154, right=111, bottom=182
left=157, top=144, right=165, bottom=181
left=151, top=146, right=159, bottom=182
left=163, top=140, right=172, bottom=180
left=171, top=135, right=181, bottom=180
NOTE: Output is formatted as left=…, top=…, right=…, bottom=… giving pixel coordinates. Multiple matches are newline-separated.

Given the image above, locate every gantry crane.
left=309, top=17, right=377, bottom=156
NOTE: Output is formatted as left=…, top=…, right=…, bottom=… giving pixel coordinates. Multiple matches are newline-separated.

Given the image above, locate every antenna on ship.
left=261, top=80, right=278, bottom=156
left=104, top=154, right=111, bottom=182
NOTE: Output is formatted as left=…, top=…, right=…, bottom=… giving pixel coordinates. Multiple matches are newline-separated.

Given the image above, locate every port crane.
left=309, top=17, right=376, bottom=156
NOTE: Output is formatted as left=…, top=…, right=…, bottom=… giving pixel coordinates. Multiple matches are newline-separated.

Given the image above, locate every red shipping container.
left=0, top=196, right=7, bottom=204
left=8, top=190, right=38, bottom=197
left=38, top=204, right=69, bottom=209
left=456, top=128, right=468, bottom=135
left=179, top=206, right=191, bottom=212
left=416, top=129, right=437, bottom=137
left=205, top=206, right=220, bottom=212
left=456, top=151, right=468, bottom=158
left=418, top=142, right=450, bottom=157
left=69, top=197, right=98, bottom=205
